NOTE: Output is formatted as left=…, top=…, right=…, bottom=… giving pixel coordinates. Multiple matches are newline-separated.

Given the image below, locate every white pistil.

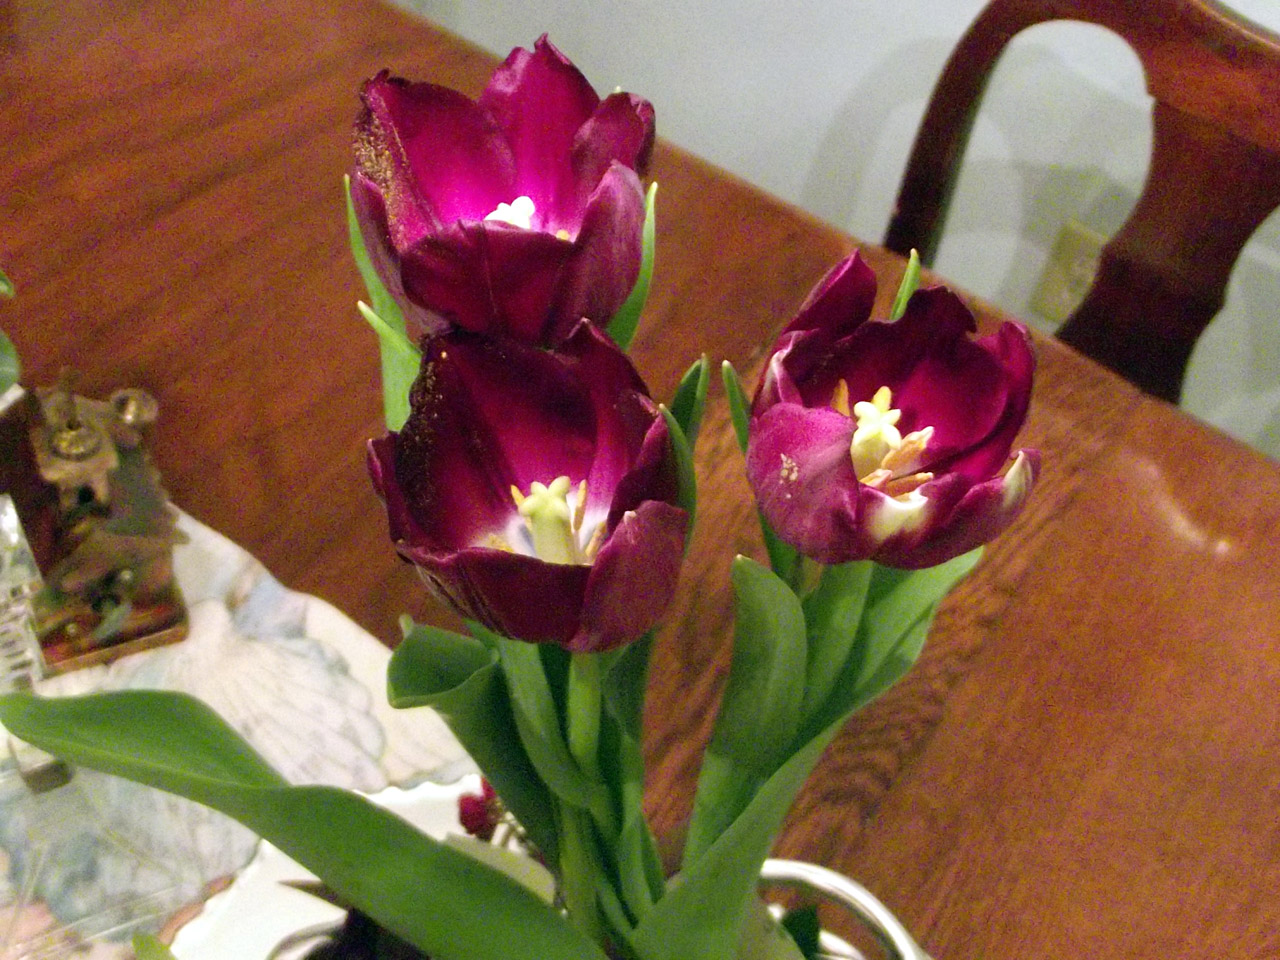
left=511, top=475, right=599, bottom=565
left=834, top=381, right=935, bottom=501
left=484, top=195, right=536, bottom=230
left=849, top=385, right=903, bottom=478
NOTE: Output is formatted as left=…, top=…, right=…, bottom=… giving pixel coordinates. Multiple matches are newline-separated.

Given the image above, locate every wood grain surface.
left=2, top=2, right=1278, bottom=956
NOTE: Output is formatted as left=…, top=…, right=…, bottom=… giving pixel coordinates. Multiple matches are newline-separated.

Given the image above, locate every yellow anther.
left=883, top=472, right=933, bottom=498
left=573, top=479, right=589, bottom=533
left=581, top=524, right=605, bottom=562
left=882, top=426, right=934, bottom=476
left=830, top=379, right=852, bottom=418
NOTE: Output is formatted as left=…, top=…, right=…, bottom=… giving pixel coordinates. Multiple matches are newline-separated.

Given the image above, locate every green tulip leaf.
left=851, top=550, right=980, bottom=699
left=715, top=557, right=809, bottom=768
left=799, top=560, right=873, bottom=718
left=637, top=549, right=984, bottom=960
left=0, top=265, right=13, bottom=299
left=603, top=636, right=666, bottom=914
left=444, top=834, right=556, bottom=904
left=0, top=328, right=19, bottom=395
left=388, top=618, right=559, bottom=862
left=779, top=906, right=821, bottom=960
left=683, top=557, right=807, bottom=866
left=718, top=362, right=799, bottom=585
left=738, top=897, right=808, bottom=960
left=345, top=175, right=418, bottom=431
left=633, top=711, right=843, bottom=960
left=486, top=630, right=611, bottom=822
left=0, top=691, right=605, bottom=960
left=801, top=548, right=984, bottom=739
left=606, top=181, right=658, bottom=352
left=889, top=248, right=921, bottom=322
left=721, top=360, right=751, bottom=454
left=670, top=355, right=710, bottom=449
left=661, top=405, right=698, bottom=537
left=357, top=301, right=420, bottom=431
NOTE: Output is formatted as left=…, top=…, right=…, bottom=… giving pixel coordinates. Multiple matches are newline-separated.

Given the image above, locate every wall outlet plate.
left=1031, top=218, right=1106, bottom=326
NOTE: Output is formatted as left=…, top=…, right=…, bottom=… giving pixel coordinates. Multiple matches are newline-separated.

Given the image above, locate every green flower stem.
left=559, top=804, right=607, bottom=943
left=567, top=653, right=603, bottom=782
left=567, top=652, right=621, bottom=840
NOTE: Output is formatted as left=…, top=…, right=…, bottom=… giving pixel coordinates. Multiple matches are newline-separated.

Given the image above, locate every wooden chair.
left=884, top=0, right=1280, bottom=402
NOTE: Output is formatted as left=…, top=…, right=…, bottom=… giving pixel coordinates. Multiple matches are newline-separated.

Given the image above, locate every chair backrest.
left=884, top=0, right=1280, bottom=402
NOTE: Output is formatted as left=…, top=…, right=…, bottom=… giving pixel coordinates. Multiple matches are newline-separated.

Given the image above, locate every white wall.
left=395, top=0, right=1280, bottom=459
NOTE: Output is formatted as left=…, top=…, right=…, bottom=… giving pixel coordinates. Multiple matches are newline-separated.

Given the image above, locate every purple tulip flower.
left=368, top=321, right=687, bottom=651
left=747, top=252, right=1039, bottom=569
left=351, top=37, right=654, bottom=347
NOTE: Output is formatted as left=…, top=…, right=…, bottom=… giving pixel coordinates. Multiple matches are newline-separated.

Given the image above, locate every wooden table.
left=3, top=1, right=1278, bottom=956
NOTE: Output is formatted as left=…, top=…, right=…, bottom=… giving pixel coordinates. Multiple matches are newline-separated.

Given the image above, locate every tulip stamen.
left=484, top=195, right=536, bottom=230
left=882, top=426, right=933, bottom=477
left=582, top=524, right=606, bottom=562
left=485, top=533, right=515, bottom=552
left=573, top=479, right=589, bottom=534
left=883, top=472, right=933, bottom=498
left=830, top=379, right=852, bottom=418
left=845, top=386, right=937, bottom=501
left=511, top=475, right=601, bottom=565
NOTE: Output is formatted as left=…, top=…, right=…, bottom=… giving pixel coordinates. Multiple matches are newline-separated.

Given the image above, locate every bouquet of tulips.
left=0, top=39, right=1038, bottom=960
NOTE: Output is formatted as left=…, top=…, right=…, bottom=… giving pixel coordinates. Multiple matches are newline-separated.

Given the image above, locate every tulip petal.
left=887, top=289, right=1013, bottom=463
left=556, top=322, right=665, bottom=518
left=398, top=222, right=573, bottom=342
left=368, top=433, right=433, bottom=549
left=607, top=414, right=678, bottom=532
left=572, top=93, right=656, bottom=210
left=792, top=288, right=974, bottom=415
left=378, top=334, right=599, bottom=552
left=553, top=163, right=647, bottom=334
left=855, top=472, right=968, bottom=565
left=479, top=36, right=600, bottom=230
left=932, top=322, right=1036, bottom=481
left=350, top=173, right=449, bottom=341
left=875, top=450, right=1040, bottom=569
left=786, top=252, right=878, bottom=341
left=575, top=501, right=688, bottom=652
left=415, top=548, right=591, bottom=646
left=753, top=253, right=877, bottom=415
left=357, top=73, right=515, bottom=234
left=746, top=404, right=866, bottom=564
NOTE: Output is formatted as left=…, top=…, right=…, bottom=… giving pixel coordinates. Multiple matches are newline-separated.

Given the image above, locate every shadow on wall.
left=801, top=26, right=1149, bottom=330
left=387, top=2, right=1279, bottom=459
left=803, top=21, right=1280, bottom=460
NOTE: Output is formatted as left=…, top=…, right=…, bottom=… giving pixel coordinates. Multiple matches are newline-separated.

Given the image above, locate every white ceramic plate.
left=170, top=776, right=480, bottom=960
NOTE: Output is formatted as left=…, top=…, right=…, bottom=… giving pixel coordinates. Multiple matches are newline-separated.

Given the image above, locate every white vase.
left=266, top=858, right=932, bottom=960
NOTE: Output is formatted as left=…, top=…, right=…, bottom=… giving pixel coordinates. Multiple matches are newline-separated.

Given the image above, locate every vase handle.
left=759, top=859, right=933, bottom=960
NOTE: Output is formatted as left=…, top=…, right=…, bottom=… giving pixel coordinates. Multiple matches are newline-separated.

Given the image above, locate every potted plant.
left=0, top=38, right=1037, bottom=960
